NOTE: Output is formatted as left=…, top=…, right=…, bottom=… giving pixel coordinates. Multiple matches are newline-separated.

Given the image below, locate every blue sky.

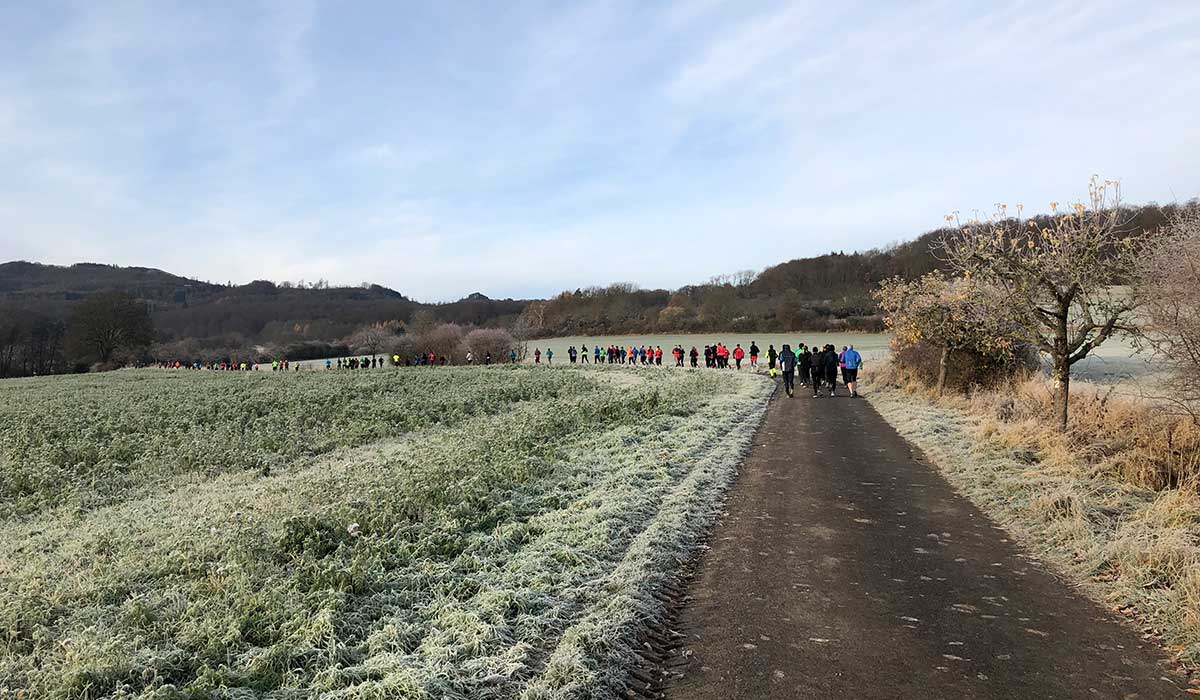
left=1, top=1, right=1198, bottom=301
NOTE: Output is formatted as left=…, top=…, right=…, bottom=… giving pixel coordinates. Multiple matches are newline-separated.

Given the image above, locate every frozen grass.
left=866, top=371, right=1200, bottom=667
left=0, top=367, right=772, bottom=699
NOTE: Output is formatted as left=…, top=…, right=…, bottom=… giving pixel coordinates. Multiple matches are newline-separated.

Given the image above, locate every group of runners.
left=155, top=338, right=864, bottom=397
left=770, top=343, right=863, bottom=398
left=526, top=340, right=863, bottom=397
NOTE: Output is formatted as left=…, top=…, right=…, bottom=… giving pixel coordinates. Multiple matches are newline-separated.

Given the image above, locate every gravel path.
left=663, top=386, right=1186, bottom=699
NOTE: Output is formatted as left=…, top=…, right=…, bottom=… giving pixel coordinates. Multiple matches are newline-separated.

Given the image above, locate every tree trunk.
left=936, top=346, right=950, bottom=395
left=1053, top=310, right=1070, bottom=432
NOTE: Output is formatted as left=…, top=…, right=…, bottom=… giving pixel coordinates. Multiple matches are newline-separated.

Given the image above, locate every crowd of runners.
left=152, top=338, right=865, bottom=397
left=530, top=341, right=864, bottom=397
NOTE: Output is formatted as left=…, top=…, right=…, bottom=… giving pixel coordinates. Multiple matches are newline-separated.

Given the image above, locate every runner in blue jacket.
left=841, top=345, right=863, bottom=398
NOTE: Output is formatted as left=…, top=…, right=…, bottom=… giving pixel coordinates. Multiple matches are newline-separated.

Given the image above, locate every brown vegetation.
left=1137, top=205, right=1200, bottom=420
left=874, top=272, right=1027, bottom=393
left=938, top=178, right=1145, bottom=429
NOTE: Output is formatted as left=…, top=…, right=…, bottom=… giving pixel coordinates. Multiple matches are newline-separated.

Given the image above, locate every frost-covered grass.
left=0, top=369, right=589, bottom=519
left=866, top=374, right=1200, bottom=667
left=0, top=367, right=771, bottom=699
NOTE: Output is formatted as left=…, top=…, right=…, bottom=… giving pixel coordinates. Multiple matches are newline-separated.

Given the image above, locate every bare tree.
left=733, top=269, right=759, bottom=287
left=1136, top=203, right=1200, bottom=419
left=464, top=328, right=517, bottom=362
left=938, top=177, right=1143, bottom=429
left=65, top=291, right=155, bottom=367
left=347, top=324, right=389, bottom=356
left=516, top=301, right=547, bottom=332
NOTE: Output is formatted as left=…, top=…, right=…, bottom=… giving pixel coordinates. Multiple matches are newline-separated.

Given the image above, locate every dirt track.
left=663, top=385, right=1186, bottom=699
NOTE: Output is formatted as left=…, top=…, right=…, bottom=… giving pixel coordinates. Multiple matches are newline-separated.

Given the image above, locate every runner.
left=749, top=341, right=760, bottom=369
left=767, top=344, right=778, bottom=370
left=733, top=344, right=746, bottom=370
left=778, top=343, right=797, bottom=397
left=581, top=344, right=589, bottom=364
left=546, top=349, right=554, bottom=364
left=810, top=346, right=826, bottom=398
left=534, top=348, right=541, bottom=364
left=842, top=344, right=863, bottom=398
left=797, top=343, right=811, bottom=387
left=823, top=344, right=839, bottom=397
left=689, top=346, right=699, bottom=367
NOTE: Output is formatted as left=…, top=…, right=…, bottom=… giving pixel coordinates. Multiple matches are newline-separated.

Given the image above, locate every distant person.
left=485, top=351, right=493, bottom=364
left=534, top=348, right=542, bottom=364
left=466, top=351, right=474, bottom=364
left=778, top=343, right=797, bottom=397
left=510, top=349, right=518, bottom=364
left=749, top=341, right=760, bottom=369
left=546, top=349, right=553, bottom=364
left=841, top=344, right=863, bottom=398
left=655, top=346, right=664, bottom=366
left=326, top=358, right=332, bottom=370
left=581, top=344, right=589, bottom=364
left=689, top=346, right=699, bottom=367
left=733, top=344, right=745, bottom=370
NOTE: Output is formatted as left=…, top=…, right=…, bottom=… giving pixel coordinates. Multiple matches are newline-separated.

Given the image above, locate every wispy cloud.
left=0, top=0, right=1197, bottom=300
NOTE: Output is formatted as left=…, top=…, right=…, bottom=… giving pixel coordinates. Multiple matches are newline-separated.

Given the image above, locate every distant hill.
left=0, top=262, right=529, bottom=339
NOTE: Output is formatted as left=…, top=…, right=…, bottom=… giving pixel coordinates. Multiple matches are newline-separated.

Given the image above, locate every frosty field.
left=0, top=367, right=771, bottom=699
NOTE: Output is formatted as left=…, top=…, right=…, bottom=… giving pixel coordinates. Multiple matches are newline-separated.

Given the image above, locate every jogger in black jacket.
left=778, top=344, right=797, bottom=397
left=810, top=349, right=824, bottom=397
left=822, top=344, right=839, bottom=397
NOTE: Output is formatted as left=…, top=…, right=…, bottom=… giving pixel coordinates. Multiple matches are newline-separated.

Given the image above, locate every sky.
left=1, top=1, right=1198, bottom=301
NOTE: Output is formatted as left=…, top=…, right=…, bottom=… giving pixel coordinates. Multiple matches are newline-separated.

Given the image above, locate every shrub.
left=463, top=328, right=516, bottom=362
left=1136, top=202, right=1200, bottom=419
left=886, top=337, right=1037, bottom=392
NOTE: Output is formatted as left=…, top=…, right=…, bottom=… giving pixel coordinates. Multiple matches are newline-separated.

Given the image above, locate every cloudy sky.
left=1, top=1, right=1198, bottom=300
